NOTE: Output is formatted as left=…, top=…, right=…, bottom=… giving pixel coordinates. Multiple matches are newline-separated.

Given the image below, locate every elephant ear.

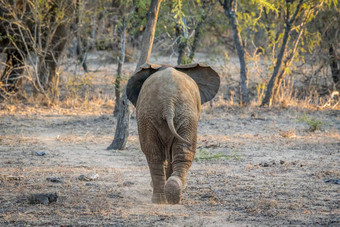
left=175, top=63, right=220, bottom=104
left=126, top=63, right=164, bottom=107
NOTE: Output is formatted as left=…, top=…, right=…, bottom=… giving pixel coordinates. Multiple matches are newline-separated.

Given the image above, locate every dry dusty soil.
left=0, top=103, right=339, bottom=226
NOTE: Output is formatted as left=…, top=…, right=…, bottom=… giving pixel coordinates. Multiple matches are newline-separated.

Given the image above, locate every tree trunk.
left=189, top=20, right=202, bottom=63
left=272, top=19, right=306, bottom=102
left=261, top=0, right=303, bottom=106
left=221, top=0, right=249, bottom=105
left=113, top=58, right=122, bottom=116
left=114, top=16, right=126, bottom=117
left=108, top=0, right=162, bottom=150
left=177, top=41, right=187, bottom=65
left=0, top=51, right=24, bottom=95
left=329, top=45, right=340, bottom=86
left=136, top=0, right=163, bottom=69
left=228, top=15, right=249, bottom=105
left=261, top=27, right=291, bottom=106
left=34, top=1, right=75, bottom=100
left=189, top=21, right=202, bottom=63
left=176, top=25, right=188, bottom=65
left=76, top=1, right=88, bottom=73
left=37, top=23, right=70, bottom=98
left=107, top=91, right=131, bottom=150
left=189, top=1, right=211, bottom=62
left=76, top=38, right=89, bottom=73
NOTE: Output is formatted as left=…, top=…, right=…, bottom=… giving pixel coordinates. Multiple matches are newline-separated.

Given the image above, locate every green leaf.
left=252, top=0, right=279, bottom=14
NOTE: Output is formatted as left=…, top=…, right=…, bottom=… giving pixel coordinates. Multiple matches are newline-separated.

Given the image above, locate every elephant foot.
left=165, top=176, right=183, bottom=204
left=152, top=193, right=167, bottom=204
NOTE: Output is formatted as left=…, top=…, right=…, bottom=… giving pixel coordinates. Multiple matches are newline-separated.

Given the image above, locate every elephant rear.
left=135, top=67, right=201, bottom=204
left=136, top=67, right=201, bottom=145
left=126, top=63, right=220, bottom=204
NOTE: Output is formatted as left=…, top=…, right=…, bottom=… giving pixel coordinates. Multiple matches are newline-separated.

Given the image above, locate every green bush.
left=298, top=114, right=328, bottom=132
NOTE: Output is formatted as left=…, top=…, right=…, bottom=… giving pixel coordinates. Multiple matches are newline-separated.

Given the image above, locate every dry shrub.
left=265, top=75, right=339, bottom=110
left=278, top=129, right=296, bottom=138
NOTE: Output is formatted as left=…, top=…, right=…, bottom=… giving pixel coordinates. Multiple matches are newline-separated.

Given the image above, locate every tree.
left=113, top=16, right=127, bottom=117
left=113, top=1, right=137, bottom=117
left=0, top=0, right=76, bottom=101
left=188, top=0, right=213, bottom=62
left=75, top=0, right=90, bottom=73
left=108, top=0, right=163, bottom=150
left=219, top=0, right=249, bottom=105
left=174, top=0, right=213, bottom=65
left=261, top=0, right=328, bottom=106
left=329, top=45, right=340, bottom=89
left=176, top=20, right=188, bottom=65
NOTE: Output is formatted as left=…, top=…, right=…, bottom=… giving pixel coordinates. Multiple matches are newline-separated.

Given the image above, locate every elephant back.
left=126, top=62, right=220, bottom=107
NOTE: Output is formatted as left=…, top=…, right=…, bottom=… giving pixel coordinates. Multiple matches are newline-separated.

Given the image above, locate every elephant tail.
left=165, top=114, right=191, bottom=145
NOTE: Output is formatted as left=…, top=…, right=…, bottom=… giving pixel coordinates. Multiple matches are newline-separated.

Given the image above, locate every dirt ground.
left=0, top=55, right=340, bottom=226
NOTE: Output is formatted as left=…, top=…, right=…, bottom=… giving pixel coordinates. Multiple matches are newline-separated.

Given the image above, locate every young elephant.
left=126, top=63, right=220, bottom=204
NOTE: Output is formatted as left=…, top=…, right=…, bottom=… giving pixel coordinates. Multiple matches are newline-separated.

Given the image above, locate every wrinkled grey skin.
left=126, top=63, right=220, bottom=204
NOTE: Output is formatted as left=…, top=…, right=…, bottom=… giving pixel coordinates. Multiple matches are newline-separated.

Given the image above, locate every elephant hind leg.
left=165, top=127, right=197, bottom=204
left=139, top=123, right=167, bottom=204
left=148, top=162, right=167, bottom=204
left=165, top=176, right=183, bottom=204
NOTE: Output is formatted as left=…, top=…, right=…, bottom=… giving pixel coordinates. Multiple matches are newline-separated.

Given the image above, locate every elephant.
left=126, top=62, right=220, bottom=204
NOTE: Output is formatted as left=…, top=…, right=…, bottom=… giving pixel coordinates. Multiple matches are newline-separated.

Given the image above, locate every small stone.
left=46, top=177, right=62, bottom=183
left=108, top=193, right=123, bottom=199
left=123, top=181, right=134, bottom=186
left=85, top=183, right=98, bottom=187
left=214, top=189, right=226, bottom=198
left=201, top=193, right=214, bottom=200
left=324, top=179, right=340, bottom=184
left=280, top=160, right=285, bottom=165
left=35, top=151, right=46, bottom=156
left=260, top=162, right=269, bottom=167
left=28, top=192, right=58, bottom=205
left=78, top=173, right=99, bottom=181
left=78, top=175, right=88, bottom=181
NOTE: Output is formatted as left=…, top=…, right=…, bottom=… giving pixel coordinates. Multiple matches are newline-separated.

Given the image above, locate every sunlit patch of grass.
left=194, top=149, right=242, bottom=162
